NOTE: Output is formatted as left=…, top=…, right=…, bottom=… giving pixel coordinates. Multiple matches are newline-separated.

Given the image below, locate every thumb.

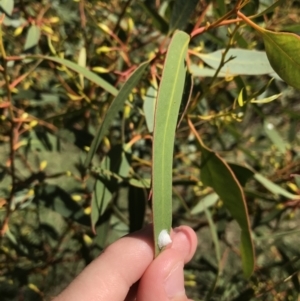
left=136, top=226, right=197, bottom=301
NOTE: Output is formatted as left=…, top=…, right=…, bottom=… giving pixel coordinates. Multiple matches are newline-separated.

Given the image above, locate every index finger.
left=54, top=225, right=154, bottom=301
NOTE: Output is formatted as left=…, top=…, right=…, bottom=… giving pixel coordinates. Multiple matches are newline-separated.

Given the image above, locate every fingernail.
left=164, top=262, right=185, bottom=299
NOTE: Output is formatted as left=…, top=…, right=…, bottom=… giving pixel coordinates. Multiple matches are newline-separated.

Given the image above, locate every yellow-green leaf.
left=24, top=25, right=41, bottom=51
left=152, top=31, right=190, bottom=256
left=0, top=0, right=14, bottom=16
left=261, top=30, right=300, bottom=90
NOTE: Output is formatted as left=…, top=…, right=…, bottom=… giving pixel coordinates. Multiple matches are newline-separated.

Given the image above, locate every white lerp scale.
left=158, top=229, right=172, bottom=249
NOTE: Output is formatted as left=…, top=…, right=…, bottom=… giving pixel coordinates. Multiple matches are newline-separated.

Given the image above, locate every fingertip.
left=171, top=226, right=198, bottom=263
left=136, top=226, right=197, bottom=300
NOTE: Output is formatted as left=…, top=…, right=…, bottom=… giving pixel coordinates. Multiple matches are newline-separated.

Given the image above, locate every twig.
left=191, top=0, right=246, bottom=38
left=192, top=3, right=211, bottom=32
left=79, top=0, right=87, bottom=28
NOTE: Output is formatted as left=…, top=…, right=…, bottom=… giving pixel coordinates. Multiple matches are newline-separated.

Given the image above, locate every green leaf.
left=30, top=55, right=118, bottom=96
left=93, top=211, right=111, bottom=249
left=152, top=31, right=190, bottom=256
left=200, top=147, right=250, bottom=230
left=189, top=119, right=254, bottom=277
left=78, top=46, right=86, bottom=88
left=196, top=49, right=275, bottom=76
left=200, top=145, right=254, bottom=277
left=0, top=0, right=14, bottom=15
left=190, top=64, right=281, bottom=80
left=238, top=12, right=300, bottom=89
left=118, top=150, right=131, bottom=178
left=84, top=60, right=149, bottom=168
left=143, top=85, right=157, bottom=133
left=5, top=227, right=29, bottom=255
left=250, top=93, right=281, bottom=104
left=228, top=163, right=254, bottom=187
left=254, top=173, right=300, bottom=200
left=91, top=176, right=113, bottom=233
left=24, top=25, right=41, bottom=51
left=169, top=0, right=198, bottom=32
left=191, top=192, right=219, bottom=215
left=204, top=207, right=221, bottom=263
left=263, top=120, right=287, bottom=154
left=240, top=230, right=255, bottom=278
left=261, top=30, right=300, bottom=90
left=129, top=178, right=151, bottom=189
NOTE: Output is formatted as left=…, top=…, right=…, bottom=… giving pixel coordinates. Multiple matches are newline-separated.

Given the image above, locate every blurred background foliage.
left=0, top=0, right=300, bottom=300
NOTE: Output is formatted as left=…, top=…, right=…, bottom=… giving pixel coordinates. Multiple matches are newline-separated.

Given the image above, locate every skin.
left=54, top=225, right=198, bottom=301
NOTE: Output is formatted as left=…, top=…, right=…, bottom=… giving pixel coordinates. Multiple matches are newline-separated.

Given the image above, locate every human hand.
left=54, top=225, right=197, bottom=301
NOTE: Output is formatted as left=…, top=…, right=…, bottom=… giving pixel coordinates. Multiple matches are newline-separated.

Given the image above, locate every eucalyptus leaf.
left=78, top=46, right=86, bottom=88
left=204, top=207, right=221, bottom=263
left=91, top=177, right=113, bottom=233
left=238, top=12, right=300, bottom=89
left=261, top=30, right=300, bottom=90
left=191, top=193, right=219, bottom=215
left=94, top=212, right=111, bottom=249
left=0, top=0, right=14, bottom=15
left=84, top=60, right=149, bottom=168
left=263, top=121, right=287, bottom=154
left=152, top=31, right=190, bottom=256
left=228, top=163, right=254, bottom=187
left=24, top=25, right=41, bottom=51
left=189, top=119, right=254, bottom=277
left=254, top=173, right=300, bottom=200
left=143, top=85, right=157, bottom=133
left=197, top=49, right=275, bottom=76
left=251, top=93, right=281, bottom=104
left=129, top=178, right=151, bottom=189
left=200, top=145, right=254, bottom=277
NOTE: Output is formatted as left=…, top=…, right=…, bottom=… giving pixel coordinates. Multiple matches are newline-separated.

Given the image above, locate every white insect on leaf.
left=158, top=229, right=172, bottom=249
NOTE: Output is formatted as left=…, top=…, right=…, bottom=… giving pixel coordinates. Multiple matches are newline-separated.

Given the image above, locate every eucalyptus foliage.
left=0, top=1, right=300, bottom=300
